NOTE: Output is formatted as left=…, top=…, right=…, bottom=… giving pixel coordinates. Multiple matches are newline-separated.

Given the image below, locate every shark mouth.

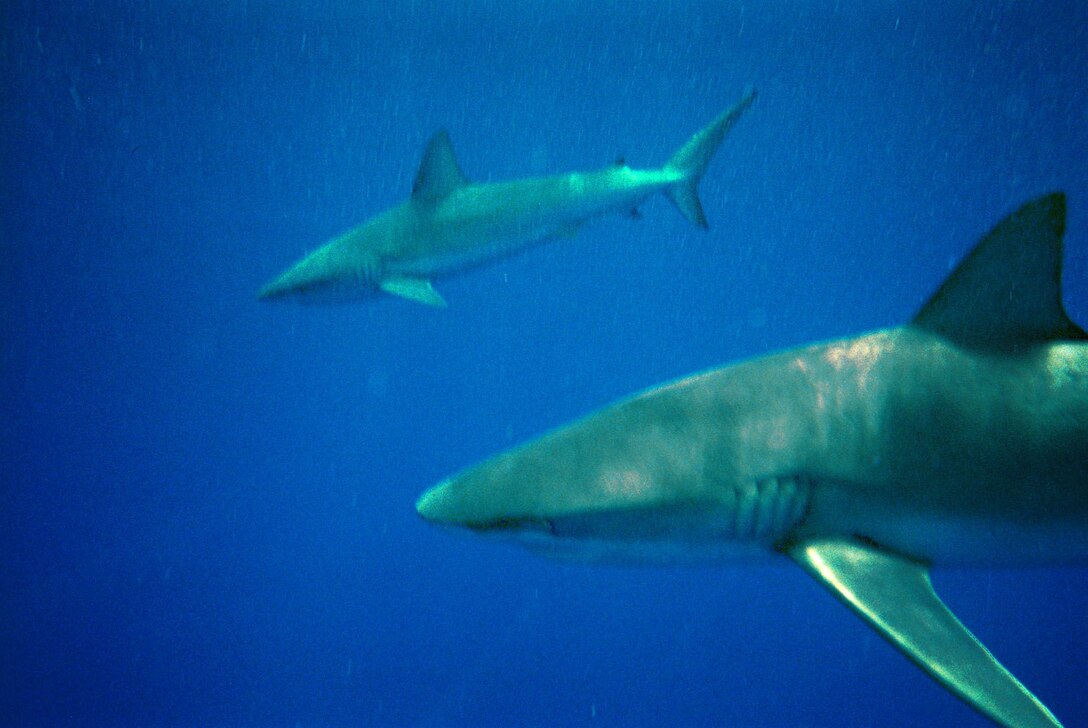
left=463, top=474, right=813, bottom=548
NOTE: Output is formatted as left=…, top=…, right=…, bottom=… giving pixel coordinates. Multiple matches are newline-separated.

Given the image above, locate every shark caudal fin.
left=664, top=86, right=757, bottom=229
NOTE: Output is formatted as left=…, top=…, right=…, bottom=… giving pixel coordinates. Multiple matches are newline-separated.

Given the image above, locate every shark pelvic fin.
left=664, top=86, right=757, bottom=229
left=379, top=276, right=448, bottom=308
left=789, top=537, right=1062, bottom=728
left=412, top=130, right=469, bottom=204
left=912, top=192, right=1087, bottom=350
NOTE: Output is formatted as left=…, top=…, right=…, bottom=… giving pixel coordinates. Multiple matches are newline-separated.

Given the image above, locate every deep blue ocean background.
left=3, top=1, right=1087, bottom=726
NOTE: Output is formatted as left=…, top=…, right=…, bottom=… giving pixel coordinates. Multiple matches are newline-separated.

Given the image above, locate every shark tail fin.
left=664, top=86, right=756, bottom=229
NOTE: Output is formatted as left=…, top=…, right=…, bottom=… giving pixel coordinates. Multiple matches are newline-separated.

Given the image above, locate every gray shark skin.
left=416, top=194, right=1088, bottom=727
left=258, top=89, right=756, bottom=306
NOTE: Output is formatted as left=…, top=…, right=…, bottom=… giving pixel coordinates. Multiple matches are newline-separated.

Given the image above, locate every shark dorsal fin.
left=412, top=130, right=468, bottom=203
left=911, top=192, right=1087, bottom=350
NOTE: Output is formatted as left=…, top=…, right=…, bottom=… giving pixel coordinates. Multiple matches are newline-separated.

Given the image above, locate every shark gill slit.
left=358, top=256, right=380, bottom=287
left=727, top=474, right=812, bottom=542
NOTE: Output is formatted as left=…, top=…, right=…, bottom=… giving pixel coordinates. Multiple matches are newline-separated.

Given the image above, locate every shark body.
left=258, top=89, right=756, bottom=306
left=416, top=194, right=1088, bottom=727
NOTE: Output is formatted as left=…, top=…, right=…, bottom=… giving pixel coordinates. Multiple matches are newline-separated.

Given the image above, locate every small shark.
left=416, top=194, right=1087, bottom=727
left=258, top=89, right=756, bottom=306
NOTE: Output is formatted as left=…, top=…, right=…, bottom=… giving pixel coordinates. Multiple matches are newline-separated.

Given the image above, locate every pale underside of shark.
left=258, top=88, right=756, bottom=306
left=416, top=194, right=1088, bottom=727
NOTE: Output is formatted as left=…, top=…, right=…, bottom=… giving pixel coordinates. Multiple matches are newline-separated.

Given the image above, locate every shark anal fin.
left=788, top=537, right=1062, bottom=728
left=911, top=192, right=1087, bottom=350
left=380, top=276, right=448, bottom=308
left=412, top=130, right=468, bottom=203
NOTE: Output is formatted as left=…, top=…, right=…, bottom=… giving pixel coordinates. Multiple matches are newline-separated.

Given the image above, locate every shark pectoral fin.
left=379, top=276, right=448, bottom=308
left=788, top=537, right=1061, bottom=728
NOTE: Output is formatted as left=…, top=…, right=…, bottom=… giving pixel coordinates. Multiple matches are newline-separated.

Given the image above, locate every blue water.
left=4, top=1, right=1087, bottom=726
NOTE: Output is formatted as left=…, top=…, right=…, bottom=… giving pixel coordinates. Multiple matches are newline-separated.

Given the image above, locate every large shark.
left=258, top=89, right=756, bottom=306
left=416, top=194, right=1087, bottom=727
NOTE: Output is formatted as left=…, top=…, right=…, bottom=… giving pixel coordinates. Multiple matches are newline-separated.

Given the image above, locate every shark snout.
left=257, top=275, right=296, bottom=301
left=416, top=475, right=528, bottom=532
left=258, top=242, right=360, bottom=302
left=258, top=255, right=338, bottom=300
left=257, top=264, right=369, bottom=303
left=257, top=257, right=317, bottom=300
left=415, top=479, right=458, bottom=524
left=417, top=477, right=552, bottom=537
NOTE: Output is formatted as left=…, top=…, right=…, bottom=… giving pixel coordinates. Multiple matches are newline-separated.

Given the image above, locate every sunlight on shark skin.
left=417, top=194, right=1088, bottom=727
left=258, top=88, right=756, bottom=306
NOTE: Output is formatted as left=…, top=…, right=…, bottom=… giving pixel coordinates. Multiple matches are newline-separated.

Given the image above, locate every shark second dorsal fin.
left=412, top=130, right=468, bottom=203
left=789, top=537, right=1062, bottom=728
left=911, top=192, right=1087, bottom=350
